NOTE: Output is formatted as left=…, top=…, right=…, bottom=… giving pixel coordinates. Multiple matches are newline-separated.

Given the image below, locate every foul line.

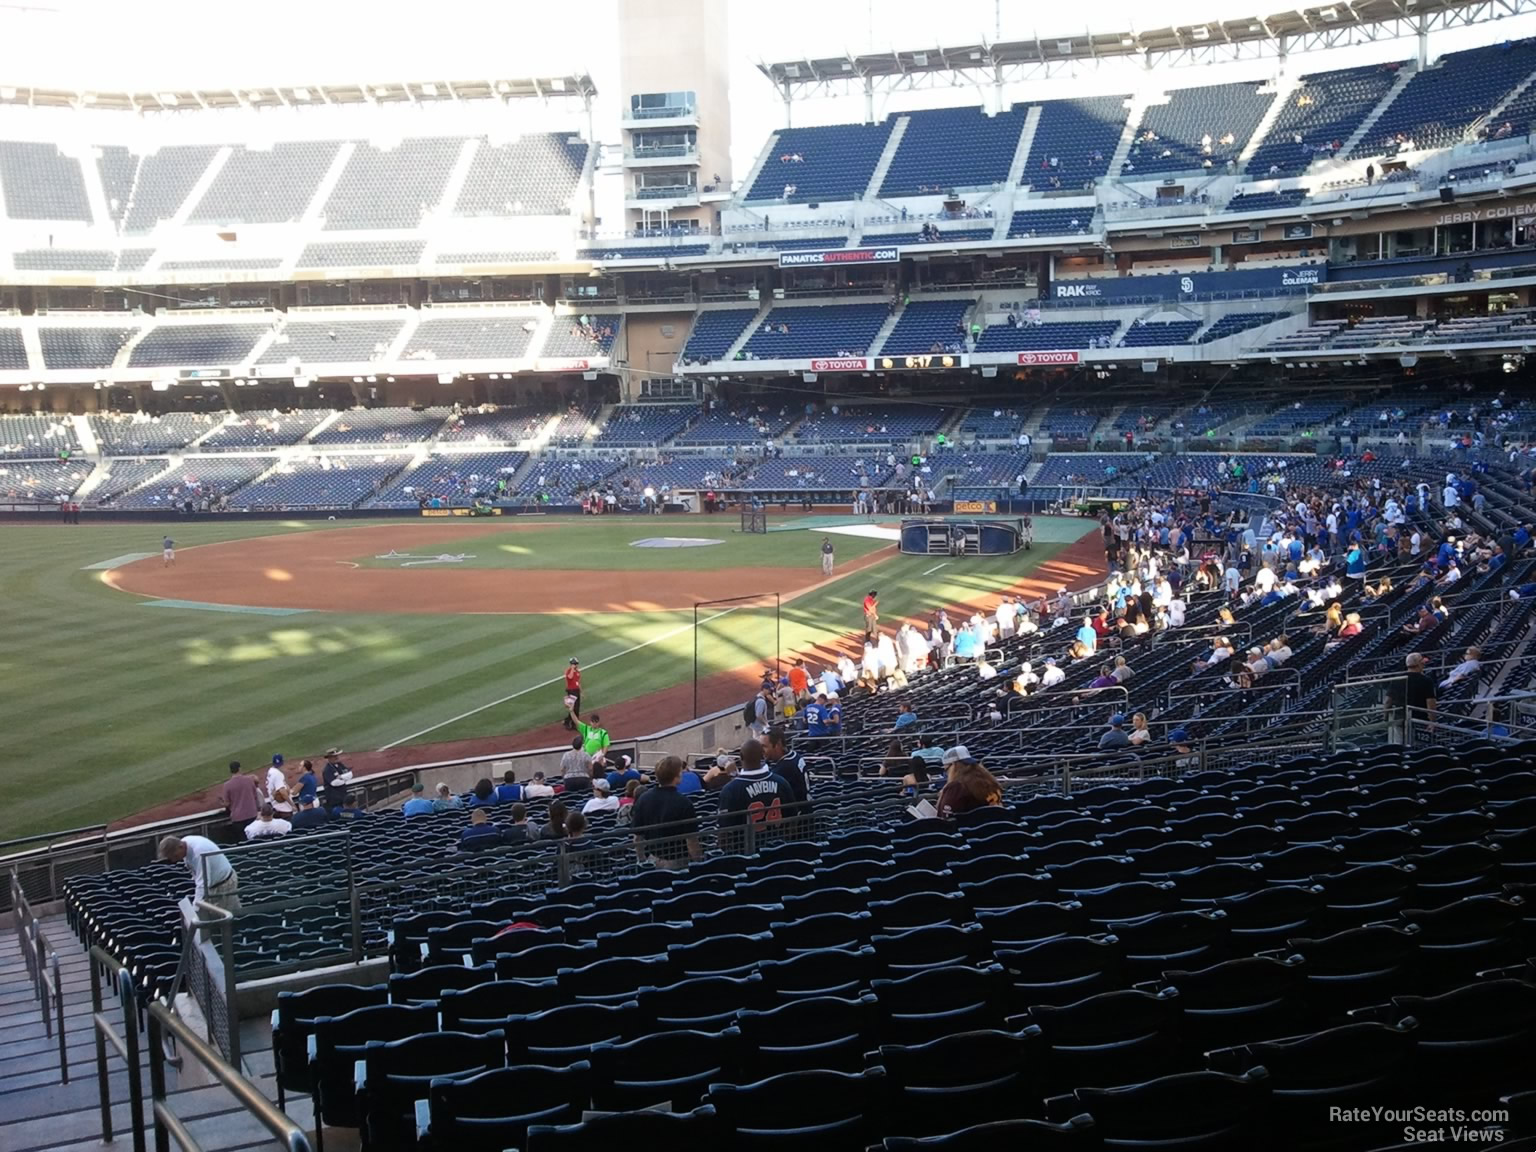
left=921, top=562, right=949, bottom=576
left=379, top=605, right=741, bottom=749
left=378, top=539, right=902, bottom=749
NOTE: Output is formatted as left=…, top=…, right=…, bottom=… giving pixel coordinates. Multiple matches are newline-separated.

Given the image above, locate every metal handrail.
left=9, top=868, right=67, bottom=1081
left=90, top=944, right=146, bottom=1152
left=147, top=998, right=312, bottom=1152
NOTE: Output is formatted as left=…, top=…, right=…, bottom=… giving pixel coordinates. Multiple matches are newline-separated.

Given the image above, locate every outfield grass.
left=0, top=517, right=1093, bottom=840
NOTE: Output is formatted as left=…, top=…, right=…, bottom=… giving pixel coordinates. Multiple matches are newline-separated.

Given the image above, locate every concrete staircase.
left=1237, top=76, right=1299, bottom=171
left=718, top=304, right=772, bottom=363
left=866, top=305, right=905, bottom=358
left=1108, top=94, right=1148, bottom=176
left=1481, top=65, right=1536, bottom=138
left=1343, top=65, right=1419, bottom=160
left=0, top=912, right=321, bottom=1152
left=864, top=118, right=910, bottom=200
left=737, top=133, right=780, bottom=203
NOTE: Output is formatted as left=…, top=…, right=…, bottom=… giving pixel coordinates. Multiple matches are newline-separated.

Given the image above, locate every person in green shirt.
left=566, top=705, right=610, bottom=757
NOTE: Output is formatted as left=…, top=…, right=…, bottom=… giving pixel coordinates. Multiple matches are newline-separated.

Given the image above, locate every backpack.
left=743, top=698, right=758, bottom=725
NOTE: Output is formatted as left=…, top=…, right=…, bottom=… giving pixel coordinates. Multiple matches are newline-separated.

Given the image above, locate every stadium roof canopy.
left=759, top=0, right=1536, bottom=94
left=0, top=75, right=597, bottom=113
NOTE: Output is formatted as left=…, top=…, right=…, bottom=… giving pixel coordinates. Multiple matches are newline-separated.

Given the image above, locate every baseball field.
left=0, top=512, right=1103, bottom=840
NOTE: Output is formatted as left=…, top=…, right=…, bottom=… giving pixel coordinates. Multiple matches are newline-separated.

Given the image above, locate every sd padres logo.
left=1179, top=276, right=1195, bottom=293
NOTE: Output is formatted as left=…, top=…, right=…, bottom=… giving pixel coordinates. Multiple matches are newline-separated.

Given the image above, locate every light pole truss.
left=0, top=74, right=598, bottom=113
left=758, top=0, right=1536, bottom=106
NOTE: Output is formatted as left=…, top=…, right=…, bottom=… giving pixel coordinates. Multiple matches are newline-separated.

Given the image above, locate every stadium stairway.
left=1485, top=64, right=1536, bottom=138
left=1342, top=64, right=1418, bottom=160
left=864, top=117, right=910, bottom=199
left=719, top=304, right=772, bottom=363
left=1107, top=93, right=1148, bottom=175
left=1235, top=77, right=1298, bottom=171
left=0, top=911, right=322, bottom=1152
left=1003, top=105, right=1043, bottom=200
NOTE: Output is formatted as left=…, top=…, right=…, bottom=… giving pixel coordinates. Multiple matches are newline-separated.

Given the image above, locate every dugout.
left=900, top=518, right=1027, bottom=556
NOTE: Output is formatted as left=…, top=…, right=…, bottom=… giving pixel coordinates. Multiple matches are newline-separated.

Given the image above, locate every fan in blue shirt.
left=402, top=782, right=435, bottom=817
left=803, top=696, right=829, bottom=737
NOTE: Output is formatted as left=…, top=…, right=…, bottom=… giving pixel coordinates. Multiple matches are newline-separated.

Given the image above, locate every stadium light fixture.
left=352, top=376, right=364, bottom=383
left=365, top=375, right=377, bottom=383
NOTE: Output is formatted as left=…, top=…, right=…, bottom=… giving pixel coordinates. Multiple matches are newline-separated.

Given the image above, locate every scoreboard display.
left=876, top=353, right=968, bottom=370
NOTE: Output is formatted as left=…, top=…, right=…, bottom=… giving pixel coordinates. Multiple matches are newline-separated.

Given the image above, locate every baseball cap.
left=569, top=657, right=580, bottom=665
left=942, top=745, right=974, bottom=765
left=1108, top=714, right=1126, bottom=727
left=270, top=754, right=285, bottom=766
left=410, top=782, right=424, bottom=793
left=593, top=777, right=611, bottom=792
left=1168, top=728, right=1191, bottom=744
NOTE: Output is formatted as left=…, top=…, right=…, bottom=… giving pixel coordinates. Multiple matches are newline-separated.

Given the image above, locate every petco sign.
left=779, top=247, right=900, bottom=267
left=809, top=357, right=870, bottom=371
left=1015, top=351, right=1081, bottom=365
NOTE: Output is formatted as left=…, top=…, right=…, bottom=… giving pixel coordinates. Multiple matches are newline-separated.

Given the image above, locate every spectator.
left=1128, top=713, right=1152, bottom=746
left=1386, top=653, right=1437, bottom=742
left=432, top=783, right=463, bottom=812
left=676, top=760, right=704, bottom=795
left=892, top=703, right=918, bottom=732
left=524, top=771, right=555, bottom=799
left=560, top=736, right=593, bottom=793
left=1441, top=646, right=1482, bottom=690
left=459, top=808, right=502, bottom=852
left=290, top=798, right=331, bottom=830
left=605, top=755, right=641, bottom=793
left=494, top=770, right=522, bottom=804
left=295, top=759, right=318, bottom=808
left=221, top=761, right=262, bottom=842
left=337, top=795, right=366, bottom=822
left=562, top=811, right=592, bottom=860
left=158, top=834, right=240, bottom=914
left=321, top=748, right=352, bottom=811
left=402, top=782, right=435, bottom=817
left=1099, top=714, right=1132, bottom=749
left=263, top=755, right=286, bottom=803
left=763, top=725, right=810, bottom=804
left=879, top=738, right=910, bottom=778
left=631, top=755, right=701, bottom=869
left=502, top=803, right=533, bottom=844
left=582, top=777, right=620, bottom=815
left=935, top=753, right=1003, bottom=819
left=541, top=800, right=569, bottom=841
left=703, top=749, right=737, bottom=792
left=468, top=778, right=497, bottom=808
left=244, top=802, right=292, bottom=840
left=718, top=739, right=797, bottom=851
